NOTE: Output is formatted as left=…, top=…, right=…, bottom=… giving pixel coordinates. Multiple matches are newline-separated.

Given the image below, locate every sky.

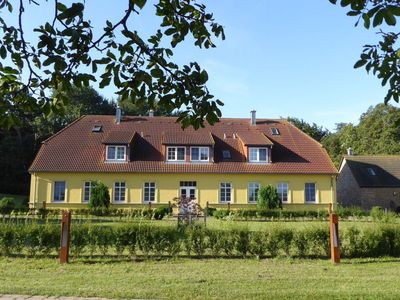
left=11, top=0, right=395, bottom=131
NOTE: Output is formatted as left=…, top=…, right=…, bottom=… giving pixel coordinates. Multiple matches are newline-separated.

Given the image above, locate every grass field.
left=0, top=257, right=399, bottom=299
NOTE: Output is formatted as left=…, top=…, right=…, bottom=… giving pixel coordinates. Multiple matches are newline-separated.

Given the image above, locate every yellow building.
left=29, top=111, right=337, bottom=210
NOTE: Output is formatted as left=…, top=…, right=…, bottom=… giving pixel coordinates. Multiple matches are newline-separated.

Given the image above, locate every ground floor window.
left=220, top=182, right=232, bottom=203
left=277, top=182, right=288, bottom=203
left=248, top=182, right=260, bottom=203
left=305, top=183, right=316, bottom=203
left=114, top=182, right=126, bottom=202
left=53, top=181, right=66, bottom=202
left=83, top=181, right=92, bottom=202
left=144, top=182, right=156, bottom=202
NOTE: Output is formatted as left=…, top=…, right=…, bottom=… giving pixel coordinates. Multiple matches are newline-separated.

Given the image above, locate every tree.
left=118, top=96, right=178, bottom=117
left=257, top=185, right=282, bottom=210
left=33, top=86, right=115, bottom=139
left=89, top=181, right=110, bottom=209
left=287, top=117, right=329, bottom=142
left=0, top=0, right=225, bottom=130
left=321, top=103, right=400, bottom=167
left=330, top=0, right=400, bottom=104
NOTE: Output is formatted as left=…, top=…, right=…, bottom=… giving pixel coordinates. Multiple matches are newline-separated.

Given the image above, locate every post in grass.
left=329, top=203, right=340, bottom=264
left=59, top=210, right=71, bottom=264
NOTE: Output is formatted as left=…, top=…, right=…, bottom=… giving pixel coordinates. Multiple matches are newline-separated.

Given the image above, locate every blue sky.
left=13, top=1, right=394, bottom=131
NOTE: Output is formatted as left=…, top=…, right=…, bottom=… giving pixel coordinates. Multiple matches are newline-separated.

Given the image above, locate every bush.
left=370, top=206, right=385, bottom=221
left=89, top=181, right=110, bottom=209
left=153, top=205, right=170, bottom=220
left=0, top=197, right=15, bottom=215
left=257, top=185, right=282, bottom=210
left=213, top=209, right=230, bottom=219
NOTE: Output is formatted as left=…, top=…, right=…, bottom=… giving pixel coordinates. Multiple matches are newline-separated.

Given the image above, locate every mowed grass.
left=1, top=257, right=400, bottom=299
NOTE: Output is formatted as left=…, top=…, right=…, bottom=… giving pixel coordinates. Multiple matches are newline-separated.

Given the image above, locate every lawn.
left=0, top=257, right=399, bottom=299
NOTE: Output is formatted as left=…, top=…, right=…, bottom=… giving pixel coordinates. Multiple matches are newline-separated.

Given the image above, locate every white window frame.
left=305, top=182, right=316, bottom=203
left=53, top=181, right=66, bottom=202
left=190, top=146, right=209, bottom=162
left=106, top=145, right=126, bottom=161
left=219, top=182, right=233, bottom=203
left=166, top=146, right=186, bottom=162
left=83, top=181, right=92, bottom=203
left=143, top=182, right=156, bottom=203
left=113, top=182, right=126, bottom=203
left=248, top=182, right=260, bottom=203
left=248, top=147, right=268, bottom=163
left=277, top=182, right=289, bottom=203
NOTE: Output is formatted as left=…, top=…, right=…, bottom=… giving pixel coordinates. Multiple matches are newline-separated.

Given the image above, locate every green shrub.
left=249, top=231, right=267, bottom=258
left=0, top=197, right=15, bottom=215
left=233, top=228, right=250, bottom=257
left=89, top=181, right=110, bottom=209
left=257, top=185, right=282, bottom=210
left=213, top=209, right=230, bottom=219
left=292, top=230, right=308, bottom=257
left=153, top=205, right=170, bottom=220
left=205, top=207, right=217, bottom=217
left=370, top=206, right=385, bottom=221
left=186, top=225, right=207, bottom=257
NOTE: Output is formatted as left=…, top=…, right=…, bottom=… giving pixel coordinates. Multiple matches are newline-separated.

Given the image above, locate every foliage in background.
left=89, top=181, right=110, bottom=209
left=321, top=103, right=400, bottom=166
left=330, top=0, right=400, bottom=105
left=257, top=185, right=282, bottom=210
left=0, top=0, right=225, bottom=130
left=287, top=117, right=329, bottom=142
left=0, top=197, right=15, bottom=215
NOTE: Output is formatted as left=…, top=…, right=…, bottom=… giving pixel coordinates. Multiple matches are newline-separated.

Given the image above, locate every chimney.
left=250, top=110, right=256, bottom=126
left=347, top=147, right=353, bottom=156
left=149, top=109, right=154, bottom=117
left=116, top=107, right=121, bottom=124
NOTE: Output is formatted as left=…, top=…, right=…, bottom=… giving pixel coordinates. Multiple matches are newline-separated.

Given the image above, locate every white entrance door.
left=180, top=186, right=196, bottom=199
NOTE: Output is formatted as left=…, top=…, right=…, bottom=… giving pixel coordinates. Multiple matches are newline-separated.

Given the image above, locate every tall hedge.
left=1, top=222, right=400, bottom=259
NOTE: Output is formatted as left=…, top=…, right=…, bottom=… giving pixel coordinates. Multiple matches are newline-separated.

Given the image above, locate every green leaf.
left=354, top=59, right=367, bottom=68
left=383, top=11, right=396, bottom=26
left=373, top=9, right=384, bottom=27
left=150, top=68, right=163, bottom=78
left=362, top=14, right=370, bottom=29
left=0, top=46, right=6, bottom=59
left=135, top=0, right=147, bottom=9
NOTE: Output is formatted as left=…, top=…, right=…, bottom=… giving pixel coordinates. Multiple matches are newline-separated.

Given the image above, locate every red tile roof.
left=29, top=115, right=337, bottom=175
left=237, top=131, right=273, bottom=146
left=162, top=130, right=214, bottom=145
left=102, top=131, right=136, bottom=144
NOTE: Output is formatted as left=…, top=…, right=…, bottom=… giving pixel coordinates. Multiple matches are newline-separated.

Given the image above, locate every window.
left=180, top=181, right=197, bottom=187
left=222, top=150, right=231, bottom=159
left=114, top=182, right=126, bottom=202
left=271, top=128, right=280, bottom=135
left=248, top=182, right=260, bottom=203
left=220, top=182, right=232, bottom=203
left=367, top=167, right=376, bottom=176
left=277, top=183, right=288, bottom=203
left=144, top=182, right=156, bottom=202
left=249, top=147, right=268, bottom=163
left=106, top=146, right=126, bottom=161
left=167, top=146, right=186, bottom=161
left=190, top=147, right=209, bottom=162
left=83, top=181, right=92, bottom=202
left=53, top=181, right=66, bottom=202
left=305, top=183, right=316, bottom=203
left=92, top=125, right=102, bottom=132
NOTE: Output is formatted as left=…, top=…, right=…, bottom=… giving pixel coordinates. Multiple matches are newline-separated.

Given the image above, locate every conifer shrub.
left=88, top=181, right=110, bottom=209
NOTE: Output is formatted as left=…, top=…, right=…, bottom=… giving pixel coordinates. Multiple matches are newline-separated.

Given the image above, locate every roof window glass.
left=367, top=167, right=376, bottom=176
left=271, top=128, right=280, bottom=135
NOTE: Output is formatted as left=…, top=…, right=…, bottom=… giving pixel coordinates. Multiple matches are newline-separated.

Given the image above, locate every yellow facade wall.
left=30, top=172, right=336, bottom=210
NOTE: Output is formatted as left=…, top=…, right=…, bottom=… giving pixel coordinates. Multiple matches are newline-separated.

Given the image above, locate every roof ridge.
left=42, top=115, right=87, bottom=144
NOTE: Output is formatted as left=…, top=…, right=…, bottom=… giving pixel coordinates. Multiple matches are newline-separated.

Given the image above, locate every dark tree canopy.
left=0, top=0, right=225, bottom=129
left=330, top=0, right=400, bottom=104
left=287, top=117, right=329, bottom=142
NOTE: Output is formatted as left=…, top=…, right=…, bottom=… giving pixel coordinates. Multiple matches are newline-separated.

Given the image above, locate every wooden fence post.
left=329, top=203, right=340, bottom=264
left=60, top=210, right=71, bottom=264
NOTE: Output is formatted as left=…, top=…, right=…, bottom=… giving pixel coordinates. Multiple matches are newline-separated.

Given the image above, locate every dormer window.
left=222, top=150, right=231, bottom=159
left=167, top=146, right=186, bottom=162
left=249, top=147, right=268, bottom=163
left=106, top=145, right=126, bottom=161
left=190, top=147, right=209, bottom=162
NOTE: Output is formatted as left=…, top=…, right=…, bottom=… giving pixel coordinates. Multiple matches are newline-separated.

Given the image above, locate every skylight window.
left=222, top=150, right=231, bottom=159
left=92, top=125, right=102, bottom=132
left=367, top=167, right=376, bottom=176
left=271, top=128, right=280, bottom=135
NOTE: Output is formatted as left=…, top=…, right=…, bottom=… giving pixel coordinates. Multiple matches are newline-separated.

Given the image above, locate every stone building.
left=337, top=154, right=400, bottom=211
